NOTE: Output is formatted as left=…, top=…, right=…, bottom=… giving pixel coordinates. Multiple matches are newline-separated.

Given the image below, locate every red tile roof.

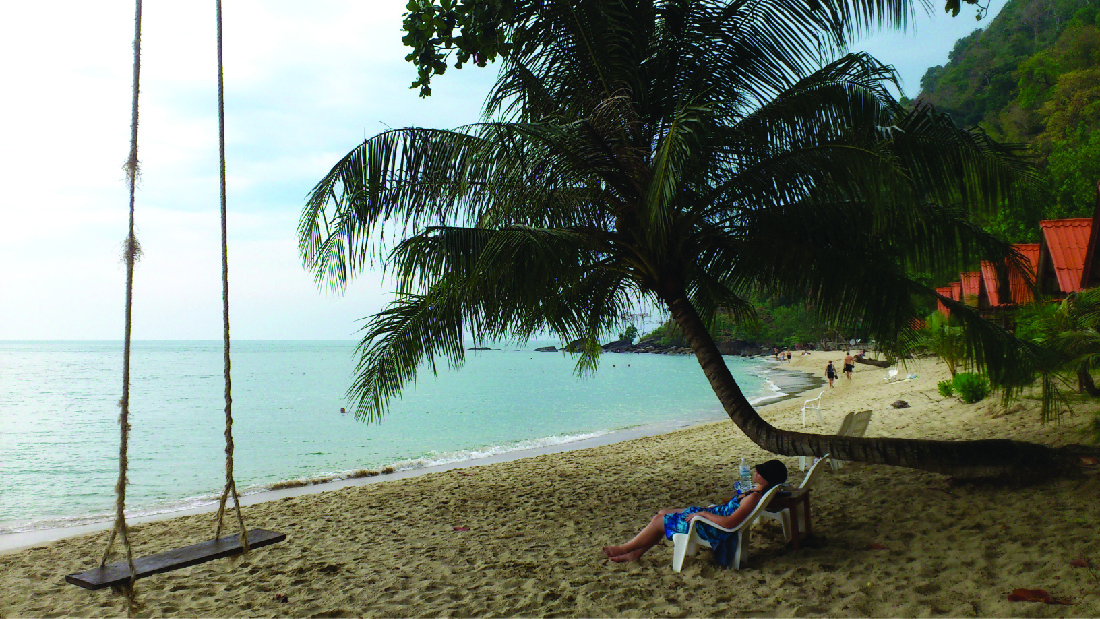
left=950, top=281, right=962, bottom=302
left=1039, top=218, right=1092, bottom=294
left=960, top=271, right=983, bottom=306
left=1009, top=243, right=1040, bottom=305
left=980, top=261, right=1003, bottom=306
left=935, top=286, right=953, bottom=317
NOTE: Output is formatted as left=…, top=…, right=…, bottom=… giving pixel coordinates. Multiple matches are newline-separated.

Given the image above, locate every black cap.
left=755, top=459, right=788, bottom=487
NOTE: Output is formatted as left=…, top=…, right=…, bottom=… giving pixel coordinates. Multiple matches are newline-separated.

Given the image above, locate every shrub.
left=937, top=380, right=955, bottom=398
left=953, top=372, right=990, bottom=404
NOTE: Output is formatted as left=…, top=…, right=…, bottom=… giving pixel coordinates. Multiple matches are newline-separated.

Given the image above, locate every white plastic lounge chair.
left=884, top=367, right=898, bottom=382
left=831, top=411, right=871, bottom=471
left=761, top=454, right=829, bottom=542
left=800, top=390, right=825, bottom=427
left=671, top=486, right=781, bottom=572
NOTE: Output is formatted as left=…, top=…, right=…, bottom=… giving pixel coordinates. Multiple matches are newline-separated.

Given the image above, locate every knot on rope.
left=121, top=235, right=143, bottom=265
left=122, top=154, right=141, bottom=187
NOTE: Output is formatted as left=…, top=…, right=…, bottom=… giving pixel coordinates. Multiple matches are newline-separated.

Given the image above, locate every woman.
left=602, top=460, right=788, bottom=563
left=825, top=360, right=838, bottom=387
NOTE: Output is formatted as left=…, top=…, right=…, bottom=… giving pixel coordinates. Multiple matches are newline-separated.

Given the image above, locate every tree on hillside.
left=301, top=0, right=1094, bottom=477
left=918, top=0, right=1100, bottom=240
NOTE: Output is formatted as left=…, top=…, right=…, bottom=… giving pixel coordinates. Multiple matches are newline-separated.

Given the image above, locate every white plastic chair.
left=671, top=486, right=780, bottom=572
left=800, top=390, right=825, bottom=427
left=883, top=367, right=898, bottom=382
left=761, top=454, right=829, bottom=542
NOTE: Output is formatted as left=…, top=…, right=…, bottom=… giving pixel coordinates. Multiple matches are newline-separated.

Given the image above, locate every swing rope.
left=211, top=0, right=249, bottom=548
left=99, top=0, right=247, bottom=584
left=100, top=0, right=143, bottom=581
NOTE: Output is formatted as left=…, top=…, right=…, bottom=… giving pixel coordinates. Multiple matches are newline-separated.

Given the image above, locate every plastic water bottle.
left=738, top=457, right=752, bottom=489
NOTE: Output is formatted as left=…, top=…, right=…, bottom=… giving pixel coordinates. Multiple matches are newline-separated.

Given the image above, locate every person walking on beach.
left=601, top=460, right=788, bottom=564
left=843, top=352, right=854, bottom=380
left=825, top=361, right=838, bottom=387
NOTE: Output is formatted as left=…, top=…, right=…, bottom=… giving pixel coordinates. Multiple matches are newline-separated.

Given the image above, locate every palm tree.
left=1021, top=290, right=1100, bottom=431
left=922, top=311, right=966, bottom=378
left=300, top=0, right=1085, bottom=477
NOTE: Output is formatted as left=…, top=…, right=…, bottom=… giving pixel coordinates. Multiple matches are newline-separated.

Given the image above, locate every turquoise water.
left=0, top=341, right=778, bottom=533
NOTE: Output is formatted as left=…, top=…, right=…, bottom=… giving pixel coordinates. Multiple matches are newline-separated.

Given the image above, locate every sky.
left=0, top=0, right=1000, bottom=340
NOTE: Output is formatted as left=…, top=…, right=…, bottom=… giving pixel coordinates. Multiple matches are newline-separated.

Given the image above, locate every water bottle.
left=739, top=457, right=752, bottom=489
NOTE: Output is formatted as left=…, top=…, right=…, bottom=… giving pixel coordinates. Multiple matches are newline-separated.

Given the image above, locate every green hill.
left=918, top=0, right=1100, bottom=241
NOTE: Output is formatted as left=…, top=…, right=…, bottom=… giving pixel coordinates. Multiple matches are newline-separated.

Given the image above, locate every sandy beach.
left=2, top=353, right=1098, bottom=617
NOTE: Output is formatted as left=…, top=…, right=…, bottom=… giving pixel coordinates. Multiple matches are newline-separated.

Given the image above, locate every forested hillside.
left=918, top=0, right=1100, bottom=241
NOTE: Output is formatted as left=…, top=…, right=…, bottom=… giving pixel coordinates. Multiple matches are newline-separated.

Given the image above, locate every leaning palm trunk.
left=668, top=293, right=1073, bottom=478
left=300, top=0, right=1100, bottom=481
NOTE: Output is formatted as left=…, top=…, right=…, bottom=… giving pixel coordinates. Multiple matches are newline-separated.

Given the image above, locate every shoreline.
left=0, top=360, right=822, bottom=554
left=3, top=353, right=1098, bottom=617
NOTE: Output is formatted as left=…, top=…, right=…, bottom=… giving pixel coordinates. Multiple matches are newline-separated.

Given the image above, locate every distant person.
left=843, top=351, right=854, bottom=380
left=601, top=460, right=788, bottom=564
left=786, top=351, right=792, bottom=363
left=825, top=361, right=838, bottom=387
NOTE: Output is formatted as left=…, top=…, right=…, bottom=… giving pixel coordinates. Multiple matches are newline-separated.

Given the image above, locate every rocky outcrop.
left=601, top=337, right=633, bottom=352
left=538, top=338, right=765, bottom=357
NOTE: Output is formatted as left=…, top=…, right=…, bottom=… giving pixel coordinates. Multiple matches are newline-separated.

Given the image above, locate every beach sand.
left=2, top=353, right=1099, bottom=617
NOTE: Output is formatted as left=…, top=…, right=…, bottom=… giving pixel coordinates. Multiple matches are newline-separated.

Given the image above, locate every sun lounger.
left=671, top=486, right=781, bottom=572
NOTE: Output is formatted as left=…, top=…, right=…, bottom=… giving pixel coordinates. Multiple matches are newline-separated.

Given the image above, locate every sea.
left=0, top=340, right=788, bottom=536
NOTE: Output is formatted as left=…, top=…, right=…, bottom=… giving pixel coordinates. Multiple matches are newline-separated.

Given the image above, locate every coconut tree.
left=300, top=0, right=1090, bottom=476
left=922, top=311, right=966, bottom=377
left=1021, top=289, right=1100, bottom=431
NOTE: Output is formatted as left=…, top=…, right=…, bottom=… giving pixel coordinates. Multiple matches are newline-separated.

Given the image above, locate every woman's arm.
left=686, top=491, right=761, bottom=529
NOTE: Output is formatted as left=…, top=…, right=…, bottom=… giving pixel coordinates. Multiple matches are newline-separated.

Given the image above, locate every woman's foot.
left=601, top=544, right=627, bottom=558
left=608, top=548, right=646, bottom=563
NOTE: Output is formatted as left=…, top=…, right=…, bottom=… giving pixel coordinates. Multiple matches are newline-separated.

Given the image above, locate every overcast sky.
left=0, top=0, right=998, bottom=340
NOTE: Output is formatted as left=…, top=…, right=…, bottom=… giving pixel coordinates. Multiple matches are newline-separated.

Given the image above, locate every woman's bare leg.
left=603, top=508, right=682, bottom=560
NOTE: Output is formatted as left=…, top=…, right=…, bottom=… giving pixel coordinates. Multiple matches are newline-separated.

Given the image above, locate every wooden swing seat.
left=65, top=528, right=286, bottom=590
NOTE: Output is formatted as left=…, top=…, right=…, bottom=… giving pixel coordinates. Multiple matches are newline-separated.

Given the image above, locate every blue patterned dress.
left=663, top=491, right=753, bottom=567
left=662, top=493, right=744, bottom=545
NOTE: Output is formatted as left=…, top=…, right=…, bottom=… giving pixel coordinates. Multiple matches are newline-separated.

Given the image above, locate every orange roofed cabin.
left=1038, top=218, right=1092, bottom=298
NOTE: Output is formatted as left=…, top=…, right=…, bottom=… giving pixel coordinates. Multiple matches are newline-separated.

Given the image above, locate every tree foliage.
left=403, top=0, right=992, bottom=97
left=302, top=0, right=1099, bottom=476
left=645, top=295, right=833, bottom=349
left=1017, top=288, right=1100, bottom=434
left=919, top=0, right=1100, bottom=241
left=922, top=310, right=967, bottom=376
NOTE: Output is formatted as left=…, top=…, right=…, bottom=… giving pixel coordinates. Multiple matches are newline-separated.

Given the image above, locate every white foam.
left=0, top=430, right=621, bottom=536
left=369, top=430, right=615, bottom=473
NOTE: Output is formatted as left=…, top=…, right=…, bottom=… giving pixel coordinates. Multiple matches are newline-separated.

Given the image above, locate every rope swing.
left=211, top=0, right=249, bottom=548
left=67, top=0, right=284, bottom=592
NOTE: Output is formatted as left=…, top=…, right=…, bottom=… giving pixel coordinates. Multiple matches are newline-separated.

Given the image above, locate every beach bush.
left=937, top=380, right=955, bottom=398
left=953, top=372, right=990, bottom=404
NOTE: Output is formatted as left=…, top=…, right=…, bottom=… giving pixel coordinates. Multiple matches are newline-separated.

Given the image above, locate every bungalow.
left=1037, top=218, right=1092, bottom=298
left=935, top=179, right=1100, bottom=319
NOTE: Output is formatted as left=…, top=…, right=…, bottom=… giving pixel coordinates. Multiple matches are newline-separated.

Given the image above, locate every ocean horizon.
left=0, top=340, right=792, bottom=535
